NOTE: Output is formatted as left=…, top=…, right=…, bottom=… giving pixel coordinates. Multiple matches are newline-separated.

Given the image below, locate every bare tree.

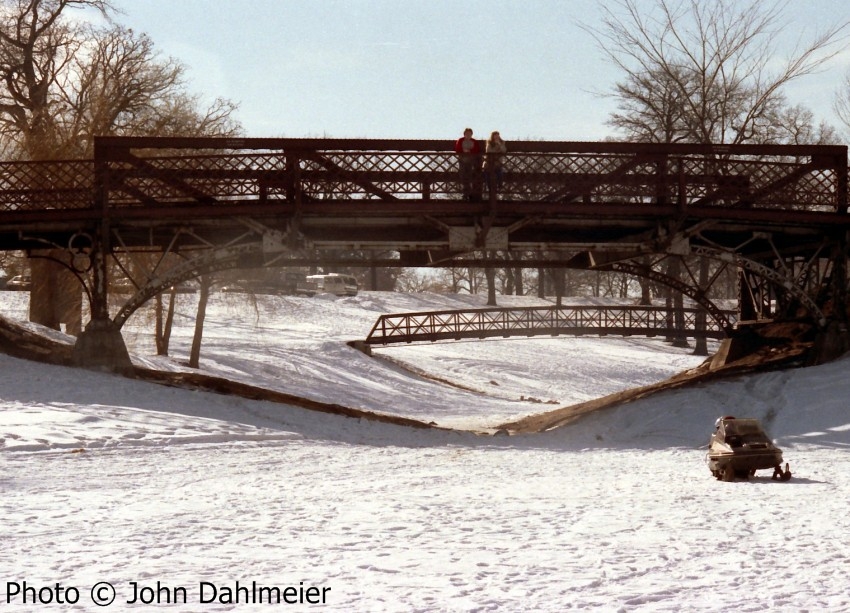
left=154, top=289, right=176, bottom=356
left=395, top=268, right=437, bottom=293
left=65, top=24, right=239, bottom=152
left=0, top=0, right=241, bottom=367
left=830, top=71, right=850, bottom=140
left=608, top=65, right=694, bottom=143
left=0, top=1, right=106, bottom=333
left=1, top=3, right=239, bottom=156
left=589, top=0, right=849, bottom=145
left=484, top=255, right=497, bottom=306
left=0, top=0, right=113, bottom=157
left=588, top=0, right=849, bottom=354
left=435, top=266, right=483, bottom=295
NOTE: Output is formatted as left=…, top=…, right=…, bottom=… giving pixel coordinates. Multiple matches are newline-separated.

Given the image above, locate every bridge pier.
left=68, top=212, right=133, bottom=373
left=71, top=318, right=133, bottom=374
left=811, top=320, right=850, bottom=365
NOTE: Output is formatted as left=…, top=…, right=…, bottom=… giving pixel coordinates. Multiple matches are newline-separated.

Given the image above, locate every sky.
left=83, top=1, right=850, bottom=142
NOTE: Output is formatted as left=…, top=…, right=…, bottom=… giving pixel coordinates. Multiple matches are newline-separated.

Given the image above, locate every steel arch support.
left=690, top=245, right=827, bottom=326
left=112, top=241, right=267, bottom=328
left=607, top=260, right=735, bottom=333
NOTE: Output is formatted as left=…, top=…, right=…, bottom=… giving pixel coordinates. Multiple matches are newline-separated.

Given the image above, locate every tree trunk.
left=504, top=264, right=515, bottom=295
left=155, top=291, right=176, bottom=356
left=554, top=268, right=565, bottom=308
left=639, top=256, right=652, bottom=305
left=188, top=276, right=211, bottom=368
left=693, top=257, right=710, bottom=356
left=485, top=263, right=497, bottom=306
left=668, top=258, right=689, bottom=348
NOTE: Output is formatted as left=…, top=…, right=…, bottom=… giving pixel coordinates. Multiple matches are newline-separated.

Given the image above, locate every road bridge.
left=0, top=137, right=848, bottom=369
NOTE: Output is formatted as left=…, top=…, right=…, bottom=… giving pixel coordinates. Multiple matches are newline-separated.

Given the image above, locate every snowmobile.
left=707, top=416, right=791, bottom=482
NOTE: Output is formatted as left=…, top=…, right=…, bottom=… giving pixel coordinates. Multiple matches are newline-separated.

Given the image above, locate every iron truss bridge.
left=1, top=137, right=846, bottom=256
left=0, top=137, right=847, bottom=337
left=363, top=305, right=740, bottom=345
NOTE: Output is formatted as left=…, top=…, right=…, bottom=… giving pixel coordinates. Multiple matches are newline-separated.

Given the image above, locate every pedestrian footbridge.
left=362, top=304, right=736, bottom=346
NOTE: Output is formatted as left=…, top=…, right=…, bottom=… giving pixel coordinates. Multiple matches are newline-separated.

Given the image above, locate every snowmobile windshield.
left=721, top=419, right=773, bottom=446
left=722, top=420, right=765, bottom=436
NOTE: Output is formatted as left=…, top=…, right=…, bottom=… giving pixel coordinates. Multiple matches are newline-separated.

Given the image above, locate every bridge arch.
left=604, top=259, right=735, bottom=333
left=104, top=239, right=829, bottom=335
left=689, top=245, right=827, bottom=326
left=111, top=240, right=273, bottom=328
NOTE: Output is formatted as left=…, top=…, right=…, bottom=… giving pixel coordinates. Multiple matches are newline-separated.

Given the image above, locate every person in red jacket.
left=454, top=128, right=482, bottom=201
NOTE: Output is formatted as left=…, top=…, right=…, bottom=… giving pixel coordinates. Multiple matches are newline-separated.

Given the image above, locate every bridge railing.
left=364, top=305, right=738, bottom=345
left=0, top=139, right=844, bottom=215
left=92, top=138, right=846, bottom=213
left=0, top=158, right=93, bottom=213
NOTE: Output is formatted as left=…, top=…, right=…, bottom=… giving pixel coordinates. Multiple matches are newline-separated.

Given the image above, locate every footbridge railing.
left=90, top=138, right=845, bottom=213
left=364, top=305, right=738, bottom=345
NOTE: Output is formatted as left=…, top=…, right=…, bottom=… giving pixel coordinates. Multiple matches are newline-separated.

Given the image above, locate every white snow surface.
left=3, top=290, right=850, bottom=612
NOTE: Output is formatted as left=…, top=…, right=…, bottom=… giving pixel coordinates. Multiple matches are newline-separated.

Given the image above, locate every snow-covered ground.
left=3, top=290, right=850, bottom=612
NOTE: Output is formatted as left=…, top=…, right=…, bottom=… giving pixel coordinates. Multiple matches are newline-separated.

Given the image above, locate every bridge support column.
left=70, top=211, right=133, bottom=373
left=29, top=252, right=83, bottom=336
left=810, top=242, right=850, bottom=364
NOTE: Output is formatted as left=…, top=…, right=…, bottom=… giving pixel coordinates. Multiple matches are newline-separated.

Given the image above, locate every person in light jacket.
left=484, top=131, right=507, bottom=192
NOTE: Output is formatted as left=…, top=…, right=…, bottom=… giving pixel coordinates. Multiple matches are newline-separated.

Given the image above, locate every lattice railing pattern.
left=0, top=159, right=93, bottom=211
left=365, top=305, right=737, bottom=345
left=105, top=153, right=289, bottom=204
left=99, top=148, right=846, bottom=210
left=0, top=141, right=844, bottom=213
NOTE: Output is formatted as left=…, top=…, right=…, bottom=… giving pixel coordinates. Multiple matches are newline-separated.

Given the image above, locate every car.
left=168, top=281, right=198, bottom=294
left=296, top=273, right=358, bottom=297
left=707, top=416, right=791, bottom=482
left=111, top=279, right=136, bottom=294
left=6, top=274, right=31, bottom=291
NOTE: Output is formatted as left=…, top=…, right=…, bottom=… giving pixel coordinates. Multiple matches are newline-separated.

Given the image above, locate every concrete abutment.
left=71, top=318, right=133, bottom=374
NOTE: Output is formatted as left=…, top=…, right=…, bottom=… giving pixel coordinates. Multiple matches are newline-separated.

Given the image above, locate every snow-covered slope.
left=3, top=290, right=849, bottom=611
